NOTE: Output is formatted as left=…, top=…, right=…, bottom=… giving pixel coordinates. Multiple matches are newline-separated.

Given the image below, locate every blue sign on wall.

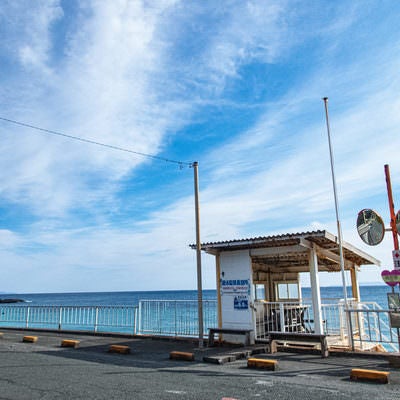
left=234, top=295, right=249, bottom=310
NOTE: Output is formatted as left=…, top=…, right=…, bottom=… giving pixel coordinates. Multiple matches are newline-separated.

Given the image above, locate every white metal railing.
left=2, top=300, right=398, bottom=351
left=320, top=300, right=357, bottom=337
left=255, top=301, right=312, bottom=338
left=0, top=301, right=217, bottom=337
left=346, top=307, right=399, bottom=352
left=137, top=299, right=217, bottom=337
left=255, top=299, right=354, bottom=338
left=255, top=299, right=400, bottom=352
left=0, top=305, right=138, bottom=334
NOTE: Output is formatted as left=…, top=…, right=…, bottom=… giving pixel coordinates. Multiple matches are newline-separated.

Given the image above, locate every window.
left=276, top=282, right=299, bottom=301
left=254, top=284, right=265, bottom=300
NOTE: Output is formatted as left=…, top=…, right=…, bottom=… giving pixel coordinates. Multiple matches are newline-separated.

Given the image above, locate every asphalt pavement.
left=0, top=329, right=399, bottom=400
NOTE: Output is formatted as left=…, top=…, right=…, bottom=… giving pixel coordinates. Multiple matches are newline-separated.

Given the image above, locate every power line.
left=0, top=116, right=193, bottom=168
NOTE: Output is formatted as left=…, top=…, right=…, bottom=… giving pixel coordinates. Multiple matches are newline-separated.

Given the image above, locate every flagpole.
left=322, top=98, right=353, bottom=348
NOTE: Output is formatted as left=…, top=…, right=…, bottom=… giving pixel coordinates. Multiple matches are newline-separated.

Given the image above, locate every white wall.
left=219, top=250, right=254, bottom=343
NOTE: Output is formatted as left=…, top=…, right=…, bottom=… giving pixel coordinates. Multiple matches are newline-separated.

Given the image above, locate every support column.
left=350, top=266, right=360, bottom=302
left=350, top=264, right=362, bottom=339
left=216, top=253, right=222, bottom=328
left=309, top=248, right=323, bottom=334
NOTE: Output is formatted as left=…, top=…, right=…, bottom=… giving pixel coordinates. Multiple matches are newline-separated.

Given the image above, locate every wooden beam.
left=250, top=244, right=303, bottom=257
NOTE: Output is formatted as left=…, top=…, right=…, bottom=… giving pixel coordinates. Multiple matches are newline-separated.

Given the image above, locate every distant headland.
left=0, top=298, right=25, bottom=303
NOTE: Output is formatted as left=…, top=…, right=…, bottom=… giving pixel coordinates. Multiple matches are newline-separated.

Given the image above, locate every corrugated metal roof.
left=192, top=230, right=326, bottom=248
left=190, top=230, right=380, bottom=268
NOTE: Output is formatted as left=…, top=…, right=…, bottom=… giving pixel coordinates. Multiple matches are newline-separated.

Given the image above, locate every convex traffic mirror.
left=357, top=209, right=385, bottom=246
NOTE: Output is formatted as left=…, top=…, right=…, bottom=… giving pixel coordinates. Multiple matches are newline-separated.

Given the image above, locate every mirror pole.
left=384, top=164, right=399, bottom=250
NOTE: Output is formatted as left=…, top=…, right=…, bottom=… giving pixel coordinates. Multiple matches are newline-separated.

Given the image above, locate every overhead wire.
left=0, top=116, right=193, bottom=168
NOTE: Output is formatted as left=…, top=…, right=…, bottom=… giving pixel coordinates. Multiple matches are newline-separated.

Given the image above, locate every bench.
left=268, top=332, right=329, bottom=358
left=208, top=328, right=252, bottom=347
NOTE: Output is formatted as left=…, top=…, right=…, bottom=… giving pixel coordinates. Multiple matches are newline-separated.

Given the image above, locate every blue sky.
left=1, top=0, right=400, bottom=293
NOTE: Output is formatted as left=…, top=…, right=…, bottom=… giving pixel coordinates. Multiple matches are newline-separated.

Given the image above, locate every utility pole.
left=193, top=161, right=204, bottom=347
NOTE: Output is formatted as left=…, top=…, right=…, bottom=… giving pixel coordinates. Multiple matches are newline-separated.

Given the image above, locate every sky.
left=0, top=0, right=400, bottom=294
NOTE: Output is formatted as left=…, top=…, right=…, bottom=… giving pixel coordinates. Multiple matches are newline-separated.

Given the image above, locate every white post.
left=94, top=307, right=99, bottom=333
left=138, top=301, right=142, bottom=335
left=309, top=248, right=323, bottom=334
left=134, top=306, right=138, bottom=335
left=26, top=307, right=30, bottom=329
left=58, top=307, right=63, bottom=331
left=279, top=303, right=285, bottom=332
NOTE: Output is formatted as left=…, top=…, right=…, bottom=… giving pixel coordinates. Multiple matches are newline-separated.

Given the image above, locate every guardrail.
left=255, top=299, right=400, bottom=352
left=3, top=300, right=397, bottom=351
left=346, top=308, right=399, bottom=352
left=0, top=301, right=218, bottom=338
left=0, top=305, right=138, bottom=334
left=255, top=301, right=312, bottom=338
left=137, top=299, right=217, bottom=337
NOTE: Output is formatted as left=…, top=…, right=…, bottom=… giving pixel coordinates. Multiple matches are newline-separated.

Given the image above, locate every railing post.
left=58, top=307, right=63, bottom=330
left=133, top=306, right=137, bottom=335
left=347, top=309, right=355, bottom=351
left=26, top=307, right=30, bottom=329
left=138, top=301, right=142, bottom=335
left=94, top=307, right=99, bottom=333
left=339, top=302, right=345, bottom=340
left=279, top=303, right=285, bottom=332
left=356, top=307, right=363, bottom=350
left=174, top=301, right=177, bottom=337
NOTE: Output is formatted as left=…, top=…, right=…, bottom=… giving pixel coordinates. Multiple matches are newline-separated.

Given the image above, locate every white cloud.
left=1, top=1, right=399, bottom=293
left=1, top=1, right=63, bottom=71
left=0, top=0, right=192, bottom=218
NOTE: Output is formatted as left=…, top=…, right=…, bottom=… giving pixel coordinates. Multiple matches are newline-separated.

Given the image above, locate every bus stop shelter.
left=194, top=230, right=380, bottom=344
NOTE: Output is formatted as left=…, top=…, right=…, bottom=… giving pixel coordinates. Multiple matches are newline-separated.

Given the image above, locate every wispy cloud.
left=0, top=1, right=399, bottom=292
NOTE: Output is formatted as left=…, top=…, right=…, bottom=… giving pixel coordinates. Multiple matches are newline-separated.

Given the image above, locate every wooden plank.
left=208, top=328, right=252, bottom=347
left=387, top=353, right=400, bottom=368
left=268, top=332, right=329, bottom=358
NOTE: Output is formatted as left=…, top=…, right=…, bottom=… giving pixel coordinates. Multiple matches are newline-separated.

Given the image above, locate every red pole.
left=384, top=164, right=399, bottom=250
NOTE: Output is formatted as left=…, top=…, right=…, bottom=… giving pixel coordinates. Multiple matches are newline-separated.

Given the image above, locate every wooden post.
left=350, top=266, right=360, bottom=302
left=216, top=253, right=222, bottom=328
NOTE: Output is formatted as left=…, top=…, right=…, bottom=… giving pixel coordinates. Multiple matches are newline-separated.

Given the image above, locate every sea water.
left=0, top=285, right=395, bottom=308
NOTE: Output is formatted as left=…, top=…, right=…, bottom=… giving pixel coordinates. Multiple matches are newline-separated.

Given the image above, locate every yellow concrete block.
left=350, top=368, right=390, bottom=384
left=23, top=336, right=38, bottom=343
left=108, top=344, right=131, bottom=354
left=169, top=351, right=195, bottom=361
left=61, top=339, right=80, bottom=348
left=247, top=358, right=278, bottom=371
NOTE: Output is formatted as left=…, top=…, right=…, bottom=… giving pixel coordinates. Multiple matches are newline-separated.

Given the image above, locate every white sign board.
left=220, top=279, right=250, bottom=294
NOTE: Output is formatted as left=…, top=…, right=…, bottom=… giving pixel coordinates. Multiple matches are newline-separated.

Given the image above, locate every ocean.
left=1, top=285, right=399, bottom=347
left=0, top=285, right=396, bottom=309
